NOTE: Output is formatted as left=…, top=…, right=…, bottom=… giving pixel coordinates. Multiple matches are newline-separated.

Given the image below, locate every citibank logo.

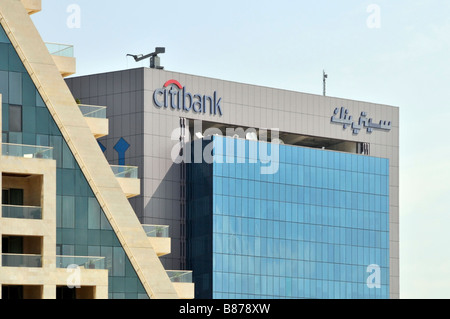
left=153, top=79, right=223, bottom=116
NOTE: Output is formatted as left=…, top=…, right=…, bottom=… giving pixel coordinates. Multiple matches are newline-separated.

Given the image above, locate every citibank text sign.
left=153, top=80, right=223, bottom=116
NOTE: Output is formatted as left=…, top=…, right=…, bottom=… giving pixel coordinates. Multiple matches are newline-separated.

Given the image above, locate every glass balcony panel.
left=78, top=104, right=107, bottom=119
left=1, top=143, right=53, bottom=159
left=166, top=271, right=193, bottom=283
left=2, top=254, right=42, bottom=267
left=2, top=205, right=42, bottom=220
left=56, top=256, right=106, bottom=269
left=142, top=225, right=169, bottom=238
left=110, top=165, right=138, bottom=179
left=45, top=42, right=74, bottom=57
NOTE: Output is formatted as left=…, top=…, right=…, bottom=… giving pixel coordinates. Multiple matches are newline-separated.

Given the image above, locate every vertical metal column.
left=179, top=117, right=187, bottom=270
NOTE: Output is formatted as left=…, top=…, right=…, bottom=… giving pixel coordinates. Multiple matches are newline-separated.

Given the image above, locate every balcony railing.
left=45, top=42, right=74, bottom=58
left=56, top=256, right=106, bottom=270
left=167, top=271, right=193, bottom=283
left=1, top=143, right=53, bottom=159
left=110, top=165, right=138, bottom=179
left=2, top=205, right=42, bottom=220
left=78, top=104, right=107, bottom=119
left=2, top=253, right=42, bottom=268
left=142, top=225, right=169, bottom=238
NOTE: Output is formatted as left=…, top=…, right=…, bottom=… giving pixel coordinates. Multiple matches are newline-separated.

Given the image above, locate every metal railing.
left=56, top=255, right=106, bottom=269
left=45, top=42, right=74, bottom=58
left=110, top=165, right=138, bottom=179
left=142, top=225, right=169, bottom=238
left=166, top=270, right=193, bottom=283
left=1, top=143, right=53, bottom=159
left=78, top=104, right=107, bottom=119
left=2, top=205, right=42, bottom=220
left=2, top=253, right=42, bottom=268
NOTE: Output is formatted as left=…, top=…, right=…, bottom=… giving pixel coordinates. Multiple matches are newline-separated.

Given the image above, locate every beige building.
left=0, top=0, right=193, bottom=299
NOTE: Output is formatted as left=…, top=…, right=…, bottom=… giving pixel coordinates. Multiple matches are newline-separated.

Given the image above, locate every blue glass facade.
left=0, top=26, right=147, bottom=298
left=187, top=136, right=389, bottom=299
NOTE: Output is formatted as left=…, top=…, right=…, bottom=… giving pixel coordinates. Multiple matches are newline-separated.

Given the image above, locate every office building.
left=66, top=53, right=399, bottom=298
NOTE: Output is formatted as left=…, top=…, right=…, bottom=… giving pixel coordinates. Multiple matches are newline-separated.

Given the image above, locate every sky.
left=30, top=0, right=450, bottom=299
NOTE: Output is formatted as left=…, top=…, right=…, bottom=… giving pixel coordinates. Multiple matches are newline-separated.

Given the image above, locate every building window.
left=9, top=104, right=22, bottom=132
left=2, top=188, right=24, bottom=205
left=8, top=72, right=22, bottom=105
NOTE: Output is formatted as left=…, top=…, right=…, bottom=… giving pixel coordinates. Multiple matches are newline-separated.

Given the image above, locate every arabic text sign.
left=331, top=107, right=391, bottom=135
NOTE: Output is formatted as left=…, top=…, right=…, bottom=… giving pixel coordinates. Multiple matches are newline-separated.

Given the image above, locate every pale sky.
left=30, top=0, right=450, bottom=299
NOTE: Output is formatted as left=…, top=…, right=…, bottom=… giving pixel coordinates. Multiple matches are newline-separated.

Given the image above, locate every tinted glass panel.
left=188, top=136, right=390, bottom=299
left=9, top=104, right=22, bottom=132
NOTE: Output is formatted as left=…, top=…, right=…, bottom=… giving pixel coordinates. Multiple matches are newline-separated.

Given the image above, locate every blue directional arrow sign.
left=114, top=137, right=130, bottom=166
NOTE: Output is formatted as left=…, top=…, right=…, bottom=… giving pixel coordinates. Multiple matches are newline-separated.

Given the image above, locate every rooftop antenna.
left=127, top=47, right=166, bottom=69
left=323, top=70, right=328, bottom=96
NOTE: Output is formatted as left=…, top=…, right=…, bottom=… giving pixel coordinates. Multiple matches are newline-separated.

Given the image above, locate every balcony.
left=78, top=104, right=109, bottom=139
left=46, top=43, right=74, bottom=57
left=142, top=225, right=171, bottom=257
left=56, top=256, right=106, bottom=270
left=2, top=253, right=42, bottom=268
left=110, top=165, right=140, bottom=198
left=45, top=42, right=76, bottom=77
left=2, top=205, right=42, bottom=220
left=167, top=271, right=194, bottom=299
left=167, top=270, right=192, bottom=283
left=78, top=104, right=106, bottom=118
left=1, top=143, right=53, bottom=159
left=20, top=0, right=42, bottom=15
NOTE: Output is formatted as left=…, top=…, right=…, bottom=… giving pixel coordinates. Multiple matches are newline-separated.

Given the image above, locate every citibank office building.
left=66, top=67, right=399, bottom=299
